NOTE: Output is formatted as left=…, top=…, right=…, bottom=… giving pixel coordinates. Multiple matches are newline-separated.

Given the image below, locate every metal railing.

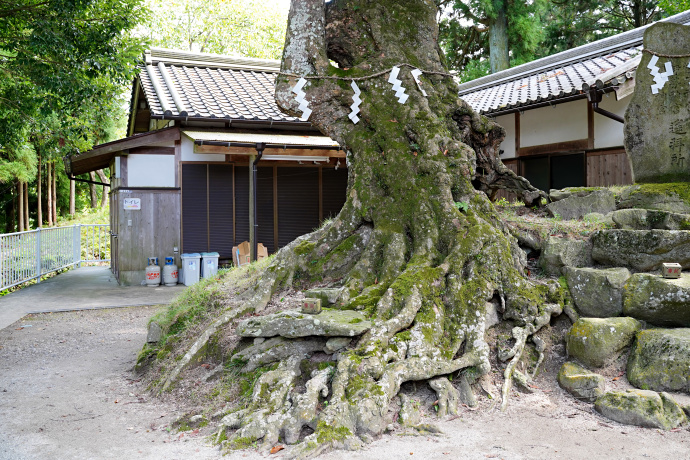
left=0, top=224, right=110, bottom=292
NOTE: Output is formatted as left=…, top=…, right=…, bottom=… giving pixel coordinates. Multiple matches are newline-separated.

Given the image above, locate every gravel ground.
left=1, top=306, right=690, bottom=460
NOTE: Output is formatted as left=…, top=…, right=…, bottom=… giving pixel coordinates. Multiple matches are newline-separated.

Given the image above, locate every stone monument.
left=624, top=22, right=690, bottom=183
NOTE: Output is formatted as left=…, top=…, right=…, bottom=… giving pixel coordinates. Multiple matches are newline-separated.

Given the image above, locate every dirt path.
left=1, top=307, right=689, bottom=460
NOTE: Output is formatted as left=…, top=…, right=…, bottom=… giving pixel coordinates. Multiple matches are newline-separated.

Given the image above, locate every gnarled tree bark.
left=151, top=1, right=559, bottom=458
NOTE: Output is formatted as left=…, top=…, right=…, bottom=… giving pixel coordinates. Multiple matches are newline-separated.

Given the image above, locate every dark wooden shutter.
left=277, top=167, right=319, bottom=249
left=181, top=164, right=208, bottom=254
left=234, top=165, right=250, bottom=246
left=257, top=166, right=275, bottom=253
left=321, top=167, right=348, bottom=220
left=208, top=164, right=234, bottom=259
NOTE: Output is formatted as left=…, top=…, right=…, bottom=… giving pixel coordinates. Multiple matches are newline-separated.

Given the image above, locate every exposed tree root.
left=144, top=1, right=568, bottom=458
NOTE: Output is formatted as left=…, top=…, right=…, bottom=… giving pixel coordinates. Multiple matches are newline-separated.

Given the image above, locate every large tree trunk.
left=148, top=1, right=555, bottom=458
left=52, top=164, right=57, bottom=223
left=24, top=181, right=29, bottom=229
left=88, top=171, right=98, bottom=208
left=46, top=162, right=53, bottom=226
left=489, top=0, right=509, bottom=73
left=69, top=178, right=75, bottom=216
left=37, top=151, right=42, bottom=227
left=96, top=169, right=109, bottom=208
left=17, top=181, right=24, bottom=232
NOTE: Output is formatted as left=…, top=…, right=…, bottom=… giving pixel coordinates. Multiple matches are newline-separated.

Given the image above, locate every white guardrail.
left=0, top=224, right=110, bottom=292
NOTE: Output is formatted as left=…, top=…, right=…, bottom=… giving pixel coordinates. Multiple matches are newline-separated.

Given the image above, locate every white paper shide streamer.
left=349, top=81, right=362, bottom=124
left=291, top=77, right=312, bottom=121
left=648, top=55, right=673, bottom=95
left=387, top=66, right=409, bottom=104
left=410, top=68, right=427, bottom=97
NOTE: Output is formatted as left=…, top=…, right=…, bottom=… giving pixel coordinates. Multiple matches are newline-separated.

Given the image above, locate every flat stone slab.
left=591, top=229, right=690, bottom=271
left=627, top=328, right=690, bottom=393
left=539, top=237, right=593, bottom=276
left=595, top=390, right=686, bottom=430
left=623, top=273, right=690, bottom=327
left=566, top=317, right=641, bottom=368
left=547, top=190, right=615, bottom=220
left=237, top=309, right=372, bottom=338
left=558, top=362, right=605, bottom=402
left=565, top=267, right=630, bottom=318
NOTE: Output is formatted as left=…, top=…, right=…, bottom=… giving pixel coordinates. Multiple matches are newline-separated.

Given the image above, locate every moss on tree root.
left=141, top=0, right=563, bottom=458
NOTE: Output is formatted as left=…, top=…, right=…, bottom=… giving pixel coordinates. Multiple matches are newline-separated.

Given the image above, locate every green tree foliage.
left=144, top=0, right=289, bottom=59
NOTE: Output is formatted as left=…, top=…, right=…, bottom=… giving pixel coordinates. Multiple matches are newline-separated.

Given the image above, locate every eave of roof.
left=458, top=10, right=690, bottom=115
left=137, top=48, right=305, bottom=124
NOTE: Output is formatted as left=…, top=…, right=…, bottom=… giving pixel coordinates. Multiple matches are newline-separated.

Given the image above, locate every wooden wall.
left=114, top=189, right=181, bottom=285
left=586, top=150, right=633, bottom=187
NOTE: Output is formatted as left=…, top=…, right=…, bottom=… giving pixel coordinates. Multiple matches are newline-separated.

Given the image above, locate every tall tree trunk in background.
left=52, top=163, right=57, bottom=224
left=88, top=171, right=98, bottom=208
left=37, top=151, right=42, bottom=227
left=69, top=179, right=75, bottom=216
left=489, top=0, right=509, bottom=73
left=157, top=1, right=551, bottom=455
left=24, top=181, right=29, bottom=229
left=46, top=162, right=53, bottom=226
left=17, top=181, right=24, bottom=232
left=10, top=187, right=16, bottom=232
left=96, top=169, right=109, bottom=207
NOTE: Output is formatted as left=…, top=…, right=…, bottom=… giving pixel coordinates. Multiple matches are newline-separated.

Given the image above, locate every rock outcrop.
left=565, top=267, right=630, bottom=317
left=540, top=237, right=593, bottom=276
left=546, top=190, right=616, bottom=220
left=627, top=328, right=690, bottom=393
left=595, top=389, right=686, bottom=430
left=566, top=317, right=641, bottom=368
left=591, top=229, right=690, bottom=271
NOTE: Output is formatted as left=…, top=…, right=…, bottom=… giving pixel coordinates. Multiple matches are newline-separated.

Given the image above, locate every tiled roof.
left=138, top=48, right=301, bottom=122
left=458, top=10, right=690, bottom=115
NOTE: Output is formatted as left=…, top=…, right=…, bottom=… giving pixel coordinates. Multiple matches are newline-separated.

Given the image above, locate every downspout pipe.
left=251, top=142, right=265, bottom=262
left=587, top=88, right=624, bottom=124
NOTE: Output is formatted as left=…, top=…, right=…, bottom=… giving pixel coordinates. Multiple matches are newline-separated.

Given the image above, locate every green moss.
left=315, top=421, right=352, bottom=444
left=295, top=240, right=316, bottom=256
left=228, top=436, right=257, bottom=450
left=632, top=182, right=690, bottom=204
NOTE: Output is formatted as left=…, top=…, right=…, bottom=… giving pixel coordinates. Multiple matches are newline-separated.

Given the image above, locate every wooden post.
left=46, top=162, right=53, bottom=226
left=249, top=155, right=255, bottom=262
left=96, top=169, right=109, bottom=207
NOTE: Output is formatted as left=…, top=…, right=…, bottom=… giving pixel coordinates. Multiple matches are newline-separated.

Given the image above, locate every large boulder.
left=611, top=208, right=690, bottom=230
left=237, top=309, right=372, bottom=338
left=557, top=362, right=606, bottom=402
left=617, top=184, right=690, bottom=214
left=624, top=22, right=690, bottom=183
left=591, top=229, right=690, bottom=271
left=547, top=190, right=616, bottom=220
left=623, top=274, right=690, bottom=327
left=566, top=317, right=642, bottom=368
left=539, top=237, right=593, bottom=276
left=565, top=267, right=630, bottom=317
left=595, top=389, right=686, bottom=430
left=627, top=328, right=690, bottom=393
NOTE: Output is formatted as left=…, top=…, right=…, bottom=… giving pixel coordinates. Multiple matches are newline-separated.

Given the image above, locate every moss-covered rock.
left=566, top=317, right=642, bottom=368
left=611, top=208, right=690, bottom=231
left=557, top=361, right=606, bottom=402
left=617, top=184, right=690, bottom=214
left=539, top=237, right=593, bottom=276
left=237, top=309, right=372, bottom=338
left=547, top=190, right=615, bottom=220
left=304, top=288, right=343, bottom=306
left=565, top=267, right=630, bottom=318
left=623, top=274, right=690, bottom=327
left=595, top=389, right=686, bottom=430
left=591, top=229, right=690, bottom=271
left=627, top=328, right=690, bottom=392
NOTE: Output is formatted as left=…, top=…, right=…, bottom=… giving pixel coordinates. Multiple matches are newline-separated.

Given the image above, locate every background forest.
left=0, top=0, right=685, bottom=233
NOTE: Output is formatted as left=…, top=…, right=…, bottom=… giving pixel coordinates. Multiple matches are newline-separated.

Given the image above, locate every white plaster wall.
left=520, top=99, right=588, bottom=147
left=494, top=113, right=516, bottom=158
left=180, top=134, right=225, bottom=162
left=594, top=95, right=629, bottom=149
left=128, top=154, right=176, bottom=187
